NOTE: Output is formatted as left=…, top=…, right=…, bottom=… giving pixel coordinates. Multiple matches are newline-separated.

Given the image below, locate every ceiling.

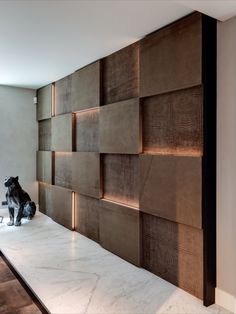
left=0, top=0, right=236, bottom=89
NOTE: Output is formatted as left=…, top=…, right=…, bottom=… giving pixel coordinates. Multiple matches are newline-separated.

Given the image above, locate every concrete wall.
left=217, top=18, right=236, bottom=312
left=0, top=85, right=38, bottom=204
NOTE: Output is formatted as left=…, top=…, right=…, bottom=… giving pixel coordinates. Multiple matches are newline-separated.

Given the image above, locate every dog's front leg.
left=7, top=207, right=14, bottom=226
left=15, top=205, right=24, bottom=226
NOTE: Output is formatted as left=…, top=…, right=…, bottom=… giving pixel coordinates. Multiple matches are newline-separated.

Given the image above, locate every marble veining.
left=0, top=209, right=230, bottom=314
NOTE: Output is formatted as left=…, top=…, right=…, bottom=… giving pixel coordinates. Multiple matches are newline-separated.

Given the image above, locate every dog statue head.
left=4, top=176, right=19, bottom=188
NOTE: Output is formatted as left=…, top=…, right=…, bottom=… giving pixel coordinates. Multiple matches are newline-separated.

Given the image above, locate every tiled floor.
left=0, top=208, right=231, bottom=314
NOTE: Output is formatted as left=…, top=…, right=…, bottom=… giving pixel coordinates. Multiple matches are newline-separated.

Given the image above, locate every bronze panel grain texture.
left=100, top=199, right=140, bottom=266
left=55, top=75, right=72, bottom=115
left=0, top=258, right=15, bottom=283
left=103, top=42, right=139, bottom=104
left=100, top=98, right=141, bottom=154
left=72, top=152, right=101, bottom=199
left=75, top=194, right=99, bottom=242
left=103, top=154, right=139, bottom=208
left=38, top=119, right=51, bottom=151
left=51, top=185, right=72, bottom=230
left=37, top=151, right=53, bottom=184
left=142, top=213, right=203, bottom=299
left=39, top=182, right=52, bottom=217
left=140, top=154, right=202, bottom=228
left=55, top=152, right=72, bottom=189
left=143, top=86, right=203, bottom=156
left=51, top=113, right=75, bottom=152
left=37, top=84, right=52, bottom=120
left=76, top=108, right=99, bottom=152
left=140, top=12, right=202, bottom=97
left=72, top=61, right=101, bottom=111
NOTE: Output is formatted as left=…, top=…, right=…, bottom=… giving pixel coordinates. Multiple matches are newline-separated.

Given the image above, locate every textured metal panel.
left=103, top=154, right=139, bottom=208
left=72, top=152, right=101, bottom=199
left=140, top=13, right=202, bottom=97
left=37, top=151, right=53, bottom=184
left=143, top=86, right=203, bottom=156
left=38, top=119, right=51, bottom=151
left=51, top=185, right=73, bottom=230
left=142, top=213, right=203, bottom=299
left=75, top=194, right=99, bottom=242
left=100, top=98, right=141, bottom=154
left=37, top=84, right=52, bottom=121
left=51, top=113, right=74, bottom=152
left=39, top=182, right=52, bottom=217
left=54, top=152, right=72, bottom=189
left=103, top=42, right=139, bottom=104
left=100, top=199, right=140, bottom=266
left=55, top=75, right=72, bottom=115
left=72, top=61, right=100, bottom=111
left=140, top=154, right=202, bottom=228
left=75, top=108, right=99, bottom=152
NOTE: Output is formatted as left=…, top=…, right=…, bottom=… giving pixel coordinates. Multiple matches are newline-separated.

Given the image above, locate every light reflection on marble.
left=0, top=209, right=230, bottom=314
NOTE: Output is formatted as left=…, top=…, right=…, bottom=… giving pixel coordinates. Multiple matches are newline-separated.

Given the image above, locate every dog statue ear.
left=15, top=176, right=19, bottom=181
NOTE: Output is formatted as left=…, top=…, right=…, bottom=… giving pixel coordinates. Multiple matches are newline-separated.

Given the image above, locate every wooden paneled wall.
left=37, top=12, right=216, bottom=306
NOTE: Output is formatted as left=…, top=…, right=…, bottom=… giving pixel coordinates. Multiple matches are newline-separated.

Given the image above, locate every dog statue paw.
left=7, top=220, right=14, bottom=226
left=14, top=220, right=21, bottom=227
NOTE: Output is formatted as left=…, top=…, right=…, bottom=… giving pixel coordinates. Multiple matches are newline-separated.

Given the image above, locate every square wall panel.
left=38, top=119, right=51, bottom=151
left=55, top=75, right=72, bottom=115
left=37, top=84, right=52, bottom=121
left=72, top=61, right=101, bottom=111
left=55, top=152, right=72, bottom=189
left=75, top=194, right=100, bottom=242
left=100, top=98, right=141, bottom=154
left=143, top=86, right=203, bottom=156
left=51, top=185, right=73, bottom=230
left=99, top=199, right=140, bottom=266
left=140, top=154, right=202, bottom=228
left=103, top=42, right=139, bottom=105
left=39, top=182, right=52, bottom=217
left=142, top=213, right=203, bottom=299
left=75, top=108, right=99, bottom=152
left=72, top=152, right=101, bottom=199
left=37, top=151, right=53, bottom=184
left=103, top=154, right=139, bottom=208
left=51, top=113, right=75, bottom=152
left=140, top=12, right=202, bottom=98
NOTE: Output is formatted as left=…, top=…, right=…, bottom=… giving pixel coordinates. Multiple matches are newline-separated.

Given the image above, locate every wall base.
left=216, top=288, right=236, bottom=313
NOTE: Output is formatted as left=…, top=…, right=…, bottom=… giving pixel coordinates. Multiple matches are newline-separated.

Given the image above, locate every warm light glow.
left=102, top=198, right=139, bottom=210
left=72, top=192, right=75, bottom=230
left=75, top=107, right=100, bottom=116
left=55, top=152, right=73, bottom=156
left=51, top=83, right=55, bottom=117
left=143, top=147, right=202, bottom=157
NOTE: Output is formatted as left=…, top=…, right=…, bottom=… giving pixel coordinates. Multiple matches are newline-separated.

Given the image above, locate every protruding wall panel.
left=37, top=151, right=53, bottom=184
left=100, top=199, right=140, bottom=266
left=37, top=84, right=52, bottom=121
left=55, top=75, right=72, bottom=115
left=54, top=152, right=72, bottom=189
left=38, top=119, right=51, bottom=151
left=100, top=98, right=141, bottom=154
left=39, top=182, right=52, bottom=217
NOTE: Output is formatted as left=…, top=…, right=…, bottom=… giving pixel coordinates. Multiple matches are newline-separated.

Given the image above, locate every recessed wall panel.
left=37, top=151, right=53, bottom=184
left=140, top=12, right=202, bottom=98
left=39, top=182, right=52, bottom=217
left=72, top=61, right=100, bottom=111
left=140, top=154, right=202, bottom=228
left=55, top=152, right=72, bottom=189
left=37, top=84, right=52, bottom=120
left=100, top=199, right=140, bottom=266
left=51, top=113, right=74, bottom=152
left=38, top=119, right=51, bottom=151
left=103, top=154, right=139, bottom=208
left=103, top=42, right=139, bottom=104
left=100, top=98, right=141, bottom=154
left=55, top=75, right=72, bottom=115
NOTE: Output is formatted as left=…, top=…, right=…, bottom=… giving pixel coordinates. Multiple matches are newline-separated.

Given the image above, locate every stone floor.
left=0, top=208, right=231, bottom=314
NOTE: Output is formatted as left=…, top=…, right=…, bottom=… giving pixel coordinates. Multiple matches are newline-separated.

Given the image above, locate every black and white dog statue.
left=4, top=176, right=36, bottom=226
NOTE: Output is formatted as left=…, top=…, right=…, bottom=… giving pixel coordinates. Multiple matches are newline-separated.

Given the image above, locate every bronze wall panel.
left=38, top=119, right=51, bottom=151
left=143, top=86, right=203, bottom=156
left=51, top=113, right=74, bottom=152
left=55, top=75, right=72, bottom=115
left=103, top=154, right=139, bottom=208
left=75, top=108, right=99, bottom=152
left=142, top=213, right=203, bottom=299
left=37, top=84, right=52, bottom=121
left=37, top=151, right=53, bottom=184
left=75, top=194, right=99, bottom=242
left=140, top=13, right=202, bottom=97
left=100, top=199, right=140, bottom=266
left=103, top=42, right=139, bottom=104
left=72, top=152, right=101, bottom=198
left=51, top=185, right=73, bottom=230
left=39, top=182, right=52, bottom=217
left=100, top=98, right=141, bottom=154
left=55, top=152, right=72, bottom=189
left=72, top=61, right=100, bottom=111
left=140, top=154, right=202, bottom=228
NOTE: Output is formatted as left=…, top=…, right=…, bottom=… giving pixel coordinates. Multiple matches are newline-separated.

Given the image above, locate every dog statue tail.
left=23, top=201, right=36, bottom=220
